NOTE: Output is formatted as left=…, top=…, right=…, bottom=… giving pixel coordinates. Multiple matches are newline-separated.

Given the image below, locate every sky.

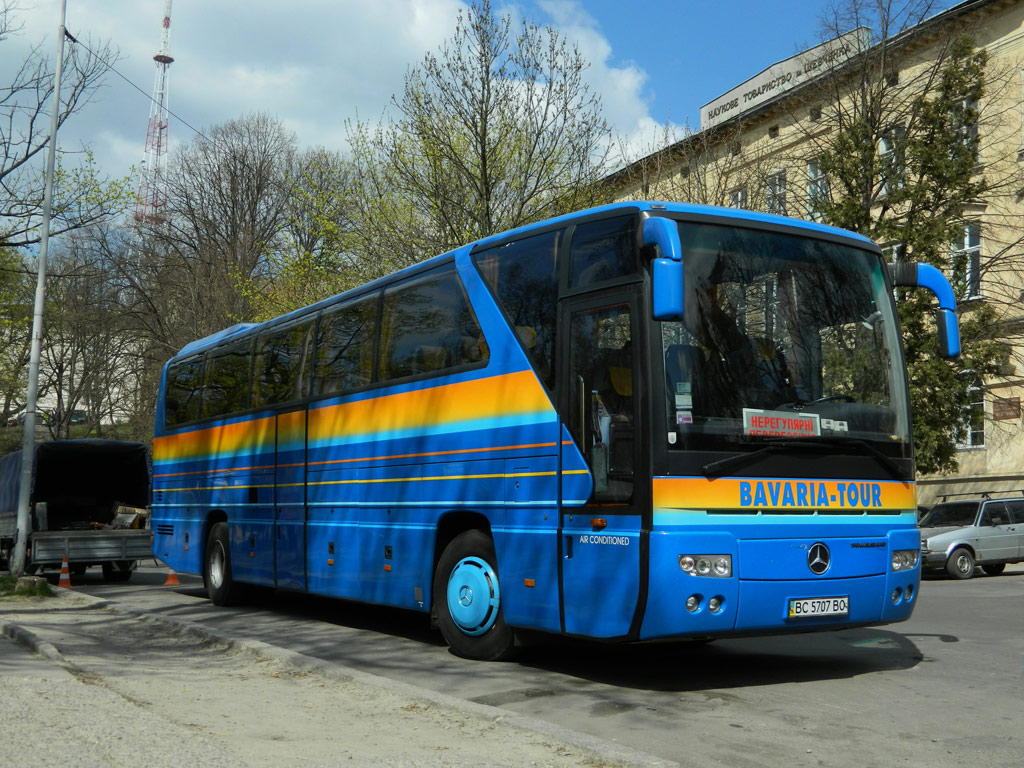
left=1, top=0, right=958, bottom=183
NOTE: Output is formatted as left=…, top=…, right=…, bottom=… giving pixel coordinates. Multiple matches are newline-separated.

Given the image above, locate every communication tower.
left=135, top=0, right=174, bottom=223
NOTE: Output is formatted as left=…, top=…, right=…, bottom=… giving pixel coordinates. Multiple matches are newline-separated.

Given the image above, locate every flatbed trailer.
left=0, top=439, right=152, bottom=580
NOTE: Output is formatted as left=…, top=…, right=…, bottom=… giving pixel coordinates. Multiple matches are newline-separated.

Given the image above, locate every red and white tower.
left=135, top=0, right=174, bottom=223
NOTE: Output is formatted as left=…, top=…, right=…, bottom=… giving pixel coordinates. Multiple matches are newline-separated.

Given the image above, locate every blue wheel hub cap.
left=446, top=556, right=500, bottom=636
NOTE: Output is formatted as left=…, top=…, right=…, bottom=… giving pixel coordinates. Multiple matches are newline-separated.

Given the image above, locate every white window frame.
left=956, top=95, right=979, bottom=149
left=878, top=126, right=906, bottom=197
left=951, top=222, right=982, bottom=300
left=729, top=187, right=748, bottom=209
left=807, top=159, right=828, bottom=222
left=1019, top=67, right=1024, bottom=160
left=956, top=384, right=985, bottom=449
left=881, top=242, right=902, bottom=263
left=766, top=170, right=786, bottom=216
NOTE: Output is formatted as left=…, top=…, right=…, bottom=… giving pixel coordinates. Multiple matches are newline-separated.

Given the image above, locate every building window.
left=729, top=187, right=748, bottom=209
left=766, top=170, right=786, bottom=216
left=807, top=159, right=828, bottom=221
left=956, top=384, right=985, bottom=449
left=878, top=127, right=905, bottom=196
left=881, top=242, right=902, bottom=263
left=768, top=125, right=780, bottom=139
left=951, top=222, right=982, bottom=299
left=1019, top=68, right=1024, bottom=160
left=809, top=105, right=822, bottom=122
left=955, top=96, right=980, bottom=149
left=730, top=141, right=741, bottom=157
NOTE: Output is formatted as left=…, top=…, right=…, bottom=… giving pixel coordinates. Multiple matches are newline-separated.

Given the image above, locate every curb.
left=0, top=617, right=67, bottom=663
left=8, top=590, right=680, bottom=768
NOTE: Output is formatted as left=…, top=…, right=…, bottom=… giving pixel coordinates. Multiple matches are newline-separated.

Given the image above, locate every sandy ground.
left=1, top=590, right=665, bottom=768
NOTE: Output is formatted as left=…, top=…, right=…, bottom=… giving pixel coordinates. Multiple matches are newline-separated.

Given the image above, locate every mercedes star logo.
left=807, top=542, right=831, bottom=575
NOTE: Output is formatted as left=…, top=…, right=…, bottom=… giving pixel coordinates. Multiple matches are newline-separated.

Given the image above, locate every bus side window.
left=165, top=357, right=204, bottom=426
left=473, top=229, right=561, bottom=388
left=568, top=216, right=637, bottom=289
left=201, top=341, right=252, bottom=419
left=313, top=294, right=377, bottom=396
left=379, top=265, right=485, bottom=382
left=253, top=320, right=315, bottom=407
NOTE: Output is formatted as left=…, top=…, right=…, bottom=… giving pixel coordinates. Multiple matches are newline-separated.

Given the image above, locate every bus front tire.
left=947, top=547, right=975, bottom=579
left=982, top=563, right=1006, bottom=576
left=434, top=530, right=515, bottom=661
left=205, top=522, right=242, bottom=605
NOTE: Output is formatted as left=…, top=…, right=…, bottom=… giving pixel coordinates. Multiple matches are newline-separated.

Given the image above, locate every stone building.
left=605, top=0, right=1024, bottom=504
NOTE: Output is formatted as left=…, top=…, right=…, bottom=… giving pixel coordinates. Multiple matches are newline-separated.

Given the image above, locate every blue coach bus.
left=151, top=202, right=959, bottom=660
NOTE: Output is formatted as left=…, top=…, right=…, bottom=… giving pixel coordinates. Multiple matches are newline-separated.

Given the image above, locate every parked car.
left=919, top=496, right=1024, bottom=579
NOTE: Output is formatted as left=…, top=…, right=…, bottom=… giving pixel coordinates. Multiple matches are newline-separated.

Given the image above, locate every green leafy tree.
left=346, top=0, right=611, bottom=267
left=810, top=20, right=1006, bottom=473
left=0, top=247, right=31, bottom=449
left=241, top=148, right=361, bottom=321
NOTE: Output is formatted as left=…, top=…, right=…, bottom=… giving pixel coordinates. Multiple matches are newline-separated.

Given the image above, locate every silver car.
left=919, top=497, right=1024, bottom=579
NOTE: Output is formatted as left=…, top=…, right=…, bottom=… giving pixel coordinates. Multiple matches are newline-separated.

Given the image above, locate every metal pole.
left=11, top=0, right=68, bottom=576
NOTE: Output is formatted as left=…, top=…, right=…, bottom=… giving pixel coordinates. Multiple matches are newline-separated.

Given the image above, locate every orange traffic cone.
left=58, top=556, right=72, bottom=589
left=163, top=566, right=181, bottom=586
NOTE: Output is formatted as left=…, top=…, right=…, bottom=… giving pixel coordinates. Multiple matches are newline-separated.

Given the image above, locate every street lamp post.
left=10, top=0, right=68, bottom=576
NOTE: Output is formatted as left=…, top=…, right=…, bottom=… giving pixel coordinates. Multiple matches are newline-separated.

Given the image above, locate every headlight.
left=679, top=554, right=732, bottom=577
left=891, top=549, right=920, bottom=571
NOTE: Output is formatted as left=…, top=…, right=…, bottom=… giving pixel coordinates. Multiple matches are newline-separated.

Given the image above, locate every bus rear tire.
left=434, top=530, right=515, bottom=661
left=205, top=522, right=242, bottom=605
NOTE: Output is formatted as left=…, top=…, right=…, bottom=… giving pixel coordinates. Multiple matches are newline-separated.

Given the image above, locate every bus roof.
left=469, top=201, right=876, bottom=251
left=173, top=201, right=875, bottom=360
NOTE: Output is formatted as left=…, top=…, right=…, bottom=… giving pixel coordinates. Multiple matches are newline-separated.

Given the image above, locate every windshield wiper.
left=701, top=437, right=904, bottom=479
left=701, top=440, right=815, bottom=478
left=832, top=437, right=904, bottom=478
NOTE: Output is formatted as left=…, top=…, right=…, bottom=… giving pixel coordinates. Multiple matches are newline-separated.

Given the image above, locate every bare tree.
left=0, top=2, right=129, bottom=249
left=238, top=147, right=362, bottom=321
left=37, top=249, right=112, bottom=438
left=610, top=118, right=779, bottom=210
left=0, top=246, right=31, bottom=447
left=137, top=113, right=297, bottom=339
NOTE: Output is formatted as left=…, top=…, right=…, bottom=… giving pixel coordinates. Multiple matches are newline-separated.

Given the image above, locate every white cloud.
left=532, top=0, right=681, bottom=169
left=2, top=0, right=664, bottom=180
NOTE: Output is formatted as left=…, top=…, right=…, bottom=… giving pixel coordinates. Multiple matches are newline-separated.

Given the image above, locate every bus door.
left=558, top=292, right=645, bottom=638
left=275, top=407, right=308, bottom=590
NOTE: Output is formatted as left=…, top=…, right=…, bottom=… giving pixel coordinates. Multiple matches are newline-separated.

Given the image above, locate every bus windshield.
left=662, top=221, right=909, bottom=454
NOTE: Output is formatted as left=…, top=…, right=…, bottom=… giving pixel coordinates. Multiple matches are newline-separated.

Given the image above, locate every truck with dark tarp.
left=0, top=439, right=152, bottom=580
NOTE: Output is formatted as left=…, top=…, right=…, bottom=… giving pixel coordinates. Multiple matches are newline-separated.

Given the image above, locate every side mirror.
left=644, top=217, right=684, bottom=320
left=888, top=262, right=961, bottom=359
left=652, top=259, right=683, bottom=320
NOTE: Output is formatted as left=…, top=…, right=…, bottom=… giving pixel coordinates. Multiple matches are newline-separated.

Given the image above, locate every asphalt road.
left=67, top=561, right=1024, bottom=767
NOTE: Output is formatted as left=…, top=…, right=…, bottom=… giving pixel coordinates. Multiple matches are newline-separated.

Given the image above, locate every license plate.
left=788, top=596, right=849, bottom=619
